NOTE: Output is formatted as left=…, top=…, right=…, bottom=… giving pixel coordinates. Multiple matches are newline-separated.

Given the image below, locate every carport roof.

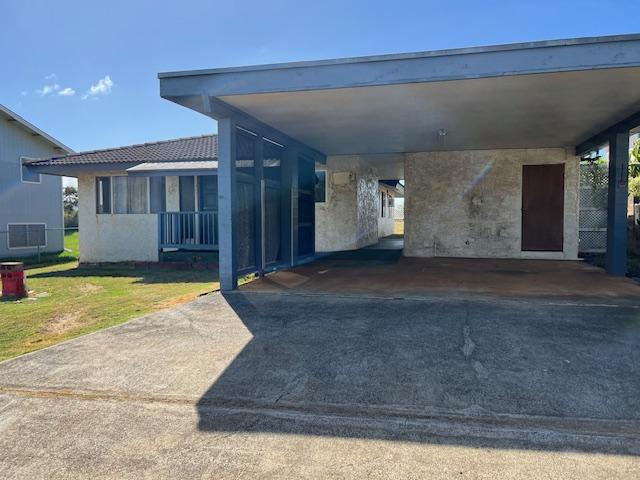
left=159, top=34, right=640, bottom=155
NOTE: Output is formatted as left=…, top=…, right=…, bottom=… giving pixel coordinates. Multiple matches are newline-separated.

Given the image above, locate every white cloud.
left=20, top=91, right=28, bottom=97
left=36, top=83, right=60, bottom=96
left=45, top=73, right=57, bottom=81
left=58, top=87, right=76, bottom=97
left=82, top=75, right=114, bottom=100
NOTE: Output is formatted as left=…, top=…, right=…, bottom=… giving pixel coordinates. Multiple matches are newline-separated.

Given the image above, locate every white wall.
left=78, top=172, right=159, bottom=262
left=404, top=148, right=579, bottom=260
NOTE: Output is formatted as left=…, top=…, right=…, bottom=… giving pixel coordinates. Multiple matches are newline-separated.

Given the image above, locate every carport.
left=159, top=34, right=640, bottom=291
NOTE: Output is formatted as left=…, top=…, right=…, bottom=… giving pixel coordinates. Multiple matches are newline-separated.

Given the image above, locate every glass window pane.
left=128, top=176, right=148, bottom=214
left=263, top=140, right=282, bottom=182
left=113, top=176, right=128, bottom=214
left=95, top=177, right=111, bottom=214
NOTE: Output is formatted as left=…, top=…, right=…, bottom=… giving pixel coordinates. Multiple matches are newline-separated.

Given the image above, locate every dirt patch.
left=77, top=283, right=104, bottom=294
left=38, top=312, right=84, bottom=336
left=154, top=292, right=206, bottom=310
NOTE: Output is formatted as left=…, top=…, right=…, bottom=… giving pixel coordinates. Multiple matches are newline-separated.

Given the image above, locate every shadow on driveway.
left=195, top=291, right=640, bottom=455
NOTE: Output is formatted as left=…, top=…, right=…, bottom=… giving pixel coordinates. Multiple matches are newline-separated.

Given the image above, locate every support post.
left=254, top=136, right=264, bottom=275
left=606, top=131, right=630, bottom=276
left=218, top=118, right=238, bottom=291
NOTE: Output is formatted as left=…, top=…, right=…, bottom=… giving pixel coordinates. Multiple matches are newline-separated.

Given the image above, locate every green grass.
left=0, top=232, right=219, bottom=361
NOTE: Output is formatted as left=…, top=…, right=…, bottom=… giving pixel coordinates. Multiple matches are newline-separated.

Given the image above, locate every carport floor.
left=245, top=249, right=640, bottom=306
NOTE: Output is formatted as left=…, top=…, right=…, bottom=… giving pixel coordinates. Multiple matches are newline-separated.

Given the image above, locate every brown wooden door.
left=521, top=164, right=564, bottom=251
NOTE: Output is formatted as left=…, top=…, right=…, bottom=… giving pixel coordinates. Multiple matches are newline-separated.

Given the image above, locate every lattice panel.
left=579, top=209, right=608, bottom=229
left=580, top=188, right=608, bottom=209
left=579, top=230, right=607, bottom=252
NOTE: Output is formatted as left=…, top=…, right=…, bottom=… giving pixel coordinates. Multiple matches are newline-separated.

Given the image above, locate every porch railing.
left=158, top=211, right=218, bottom=251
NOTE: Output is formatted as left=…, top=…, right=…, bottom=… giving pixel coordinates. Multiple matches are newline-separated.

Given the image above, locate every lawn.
left=0, top=232, right=219, bottom=361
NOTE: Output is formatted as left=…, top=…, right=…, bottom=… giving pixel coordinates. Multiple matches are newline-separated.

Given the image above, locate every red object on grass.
left=1, top=262, right=27, bottom=298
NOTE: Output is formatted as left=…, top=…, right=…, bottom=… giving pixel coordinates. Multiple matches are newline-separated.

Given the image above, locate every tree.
left=63, top=186, right=79, bottom=228
left=630, top=140, right=640, bottom=198
left=63, top=186, right=78, bottom=214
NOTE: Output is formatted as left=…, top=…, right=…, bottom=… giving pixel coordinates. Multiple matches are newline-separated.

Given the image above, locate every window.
left=96, top=177, right=111, bottom=214
left=381, top=191, right=387, bottom=217
left=96, top=176, right=151, bottom=214
left=7, top=223, right=46, bottom=249
left=112, top=176, right=148, bottom=214
left=21, top=157, right=41, bottom=183
left=314, top=170, right=326, bottom=203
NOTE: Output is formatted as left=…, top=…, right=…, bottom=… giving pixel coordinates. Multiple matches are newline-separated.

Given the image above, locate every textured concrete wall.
left=78, top=172, right=159, bottom=263
left=404, top=148, right=579, bottom=259
left=316, top=156, right=380, bottom=252
left=378, top=184, right=396, bottom=238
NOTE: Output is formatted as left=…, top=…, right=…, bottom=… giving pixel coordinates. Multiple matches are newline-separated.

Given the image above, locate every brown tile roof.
left=26, top=134, right=217, bottom=166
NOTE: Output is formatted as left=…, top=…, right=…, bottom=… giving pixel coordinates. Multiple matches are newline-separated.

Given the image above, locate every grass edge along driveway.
left=0, top=232, right=219, bottom=361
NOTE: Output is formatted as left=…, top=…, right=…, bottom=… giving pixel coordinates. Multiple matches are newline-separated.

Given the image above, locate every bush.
left=64, top=211, right=78, bottom=228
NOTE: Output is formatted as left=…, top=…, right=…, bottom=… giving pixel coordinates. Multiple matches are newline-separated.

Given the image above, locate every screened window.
left=149, top=177, right=166, bottom=213
left=96, top=177, right=111, bottom=214
left=315, top=170, right=326, bottom=203
left=7, top=224, right=46, bottom=249
left=112, top=176, right=148, bottom=214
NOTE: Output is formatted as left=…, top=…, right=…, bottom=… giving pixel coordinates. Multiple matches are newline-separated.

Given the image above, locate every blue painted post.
left=606, top=131, right=630, bottom=276
left=218, top=118, right=238, bottom=290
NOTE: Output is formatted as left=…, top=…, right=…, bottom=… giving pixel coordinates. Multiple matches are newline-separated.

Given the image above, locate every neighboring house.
left=28, top=35, right=640, bottom=290
left=0, top=104, right=72, bottom=258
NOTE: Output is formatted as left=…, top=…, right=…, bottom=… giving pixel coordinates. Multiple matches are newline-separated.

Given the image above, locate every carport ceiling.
left=160, top=35, right=640, bottom=156
left=218, top=68, right=640, bottom=155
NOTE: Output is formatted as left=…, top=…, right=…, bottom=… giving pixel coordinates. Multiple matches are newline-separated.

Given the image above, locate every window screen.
left=8, top=224, right=46, bottom=248
left=314, top=171, right=326, bottom=203
left=150, top=177, right=166, bottom=213
left=96, top=177, right=111, bottom=214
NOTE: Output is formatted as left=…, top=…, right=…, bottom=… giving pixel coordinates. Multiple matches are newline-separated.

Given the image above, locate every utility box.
left=1, top=262, right=27, bottom=298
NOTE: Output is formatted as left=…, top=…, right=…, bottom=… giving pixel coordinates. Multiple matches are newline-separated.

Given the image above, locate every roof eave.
left=0, top=104, right=73, bottom=153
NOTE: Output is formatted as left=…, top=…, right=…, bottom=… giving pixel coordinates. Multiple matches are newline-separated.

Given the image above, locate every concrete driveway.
left=0, top=257, right=639, bottom=478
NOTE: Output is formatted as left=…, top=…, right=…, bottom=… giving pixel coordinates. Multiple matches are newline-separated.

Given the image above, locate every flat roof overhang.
left=159, top=34, right=640, bottom=156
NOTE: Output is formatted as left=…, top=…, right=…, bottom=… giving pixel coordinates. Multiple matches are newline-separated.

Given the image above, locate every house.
left=0, top=104, right=72, bottom=258
left=24, top=134, right=398, bottom=263
left=23, top=135, right=218, bottom=263
left=27, top=34, right=640, bottom=290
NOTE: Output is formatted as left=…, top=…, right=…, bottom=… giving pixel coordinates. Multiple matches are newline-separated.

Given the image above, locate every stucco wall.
left=404, top=148, right=579, bottom=259
left=78, top=172, right=159, bottom=262
left=316, top=156, right=380, bottom=252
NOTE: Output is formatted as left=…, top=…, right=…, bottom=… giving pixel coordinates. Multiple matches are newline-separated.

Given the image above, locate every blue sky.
left=1, top=0, right=639, bottom=153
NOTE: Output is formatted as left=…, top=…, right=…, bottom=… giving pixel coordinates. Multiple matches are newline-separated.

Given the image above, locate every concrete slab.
left=245, top=252, right=640, bottom=306
left=0, top=264, right=639, bottom=477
